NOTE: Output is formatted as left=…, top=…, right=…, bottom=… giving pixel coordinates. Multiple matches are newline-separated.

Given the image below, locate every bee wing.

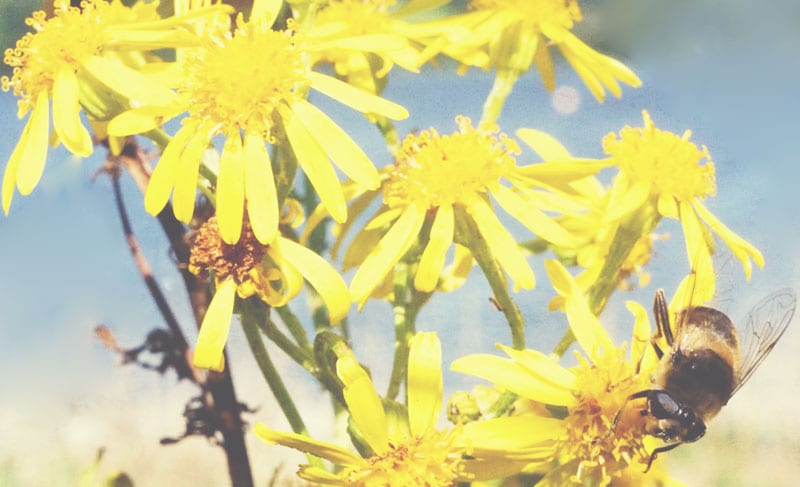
left=732, top=288, right=796, bottom=395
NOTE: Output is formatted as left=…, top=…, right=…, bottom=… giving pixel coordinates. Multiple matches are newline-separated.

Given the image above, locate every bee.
left=613, top=286, right=796, bottom=471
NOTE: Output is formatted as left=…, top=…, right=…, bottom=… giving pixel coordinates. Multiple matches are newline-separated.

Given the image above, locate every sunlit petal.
left=243, top=132, right=279, bottom=244
left=407, top=332, right=442, bottom=436
left=193, top=277, right=236, bottom=371
left=217, top=133, right=246, bottom=244
left=414, top=205, right=454, bottom=292
left=336, top=352, right=388, bottom=455
left=309, top=72, right=409, bottom=120
left=254, top=423, right=365, bottom=467
left=52, top=66, right=92, bottom=156
left=14, top=91, right=50, bottom=196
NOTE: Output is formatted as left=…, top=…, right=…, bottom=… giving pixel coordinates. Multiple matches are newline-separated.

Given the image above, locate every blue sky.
left=1, top=1, right=800, bottom=485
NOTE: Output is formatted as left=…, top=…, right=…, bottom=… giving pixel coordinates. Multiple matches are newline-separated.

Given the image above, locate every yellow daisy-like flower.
left=308, top=0, right=425, bottom=93
left=255, top=332, right=467, bottom=486
left=110, top=6, right=409, bottom=246
left=451, top=260, right=686, bottom=486
left=1, top=0, right=218, bottom=214
left=603, top=111, right=763, bottom=304
left=256, top=331, right=558, bottom=485
left=418, top=0, right=641, bottom=102
left=342, top=116, right=605, bottom=306
left=188, top=216, right=349, bottom=371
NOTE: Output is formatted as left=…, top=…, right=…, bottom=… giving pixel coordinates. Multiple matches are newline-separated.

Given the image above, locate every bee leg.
left=644, top=442, right=683, bottom=473
left=652, top=289, right=674, bottom=357
left=603, top=390, right=654, bottom=441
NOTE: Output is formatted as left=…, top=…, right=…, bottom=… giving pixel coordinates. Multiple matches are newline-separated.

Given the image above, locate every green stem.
left=257, top=314, right=315, bottom=374
left=456, top=207, right=526, bottom=349
left=480, top=70, right=521, bottom=126
left=386, top=262, right=415, bottom=400
left=275, top=305, right=312, bottom=352
left=240, top=301, right=319, bottom=467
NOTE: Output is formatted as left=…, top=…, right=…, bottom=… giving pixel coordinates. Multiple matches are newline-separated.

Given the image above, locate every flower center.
left=189, top=216, right=267, bottom=286
left=558, top=351, right=652, bottom=483
left=1, top=1, right=146, bottom=108
left=469, top=0, right=582, bottom=29
left=181, top=18, right=307, bottom=138
left=383, top=117, right=520, bottom=210
left=603, top=111, right=716, bottom=202
left=345, top=430, right=465, bottom=487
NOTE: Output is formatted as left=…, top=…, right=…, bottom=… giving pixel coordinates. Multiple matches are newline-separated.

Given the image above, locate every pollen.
left=383, top=117, right=520, bottom=210
left=1, top=1, right=132, bottom=109
left=189, top=216, right=267, bottom=287
left=180, top=18, right=307, bottom=138
left=603, top=111, right=716, bottom=202
left=558, top=351, right=652, bottom=485
left=344, top=430, right=465, bottom=487
left=470, top=0, right=582, bottom=29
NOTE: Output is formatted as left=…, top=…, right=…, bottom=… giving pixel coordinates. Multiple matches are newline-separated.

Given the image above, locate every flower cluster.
left=1, top=1, right=770, bottom=485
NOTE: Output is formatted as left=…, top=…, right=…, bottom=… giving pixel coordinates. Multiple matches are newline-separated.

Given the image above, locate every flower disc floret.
left=384, top=117, right=520, bottom=210
left=604, top=112, right=716, bottom=203
left=181, top=19, right=306, bottom=138
left=559, top=351, right=652, bottom=483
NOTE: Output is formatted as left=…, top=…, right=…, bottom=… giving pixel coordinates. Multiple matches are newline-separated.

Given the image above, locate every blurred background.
left=1, top=0, right=799, bottom=485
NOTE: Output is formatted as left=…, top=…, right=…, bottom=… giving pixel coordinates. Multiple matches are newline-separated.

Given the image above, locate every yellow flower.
left=188, top=216, right=349, bottom=371
left=451, top=260, right=686, bottom=486
left=1, top=0, right=220, bottom=214
left=417, top=0, right=641, bottom=102
left=255, top=332, right=468, bottom=486
left=602, top=111, right=763, bottom=304
left=341, top=116, right=605, bottom=306
left=109, top=8, right=409, bottom=246
left=308, top=0, right=427, bottom=94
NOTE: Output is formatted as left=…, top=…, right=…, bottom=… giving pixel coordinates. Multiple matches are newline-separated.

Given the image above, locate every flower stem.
left=481, top=70, right=521, bottom=126
left=386, top=261, right=416, bottom=400
left=456, top=207, right=526, bottom=349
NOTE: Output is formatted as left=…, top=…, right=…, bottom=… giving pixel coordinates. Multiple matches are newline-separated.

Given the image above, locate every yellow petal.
left=52, top=66, right=92, bottom=157
left=349, top=203, right=426, bottom=306
left=607, top=181, right=650, bottom=221
left=451, top=352, right=576, bottom=406
left=469, top=199, right=535, bottom=290
left=277, top=237, right=351, bottom=323
left=281, top=106, right=347, bottom=223
left=693, top=201, right=764, bottom=278
left=407, top=332, right=442, bottom=437
left=217, top=133, right=245, bottom=244
left=515, top=128, right=571, bottom=160
left=290, top=99, right=380, bottom=189
left=108, top=105, right=182, bottom=137
left=414, top=205, right=454, bottom=292
left=544, top=259, right=615, bottom=358
left=144, top=123, right=193, bottom=216
left=263, top=246, right=305, bottom=307
left=243, top=132, right=279, bottom=244
left=457, top=415, right=565, bottom=450
left=82, top=55, right=177, bottom=107
left=309, top=72, right=409, bottom=120
left=336, top=352, right=388, bottom=455
left=626, top=300, right=652, bottom=368
left=193, top=277, right=236, bottom=371
left=172, top=128, right=210, bottom=222
left=678, top=201, right=714, bottom=303
left=254, top=423, right=364, bottom=467
left=14, top=91, right=50, bottom=196
left=491, top=185, right=575, bottom=247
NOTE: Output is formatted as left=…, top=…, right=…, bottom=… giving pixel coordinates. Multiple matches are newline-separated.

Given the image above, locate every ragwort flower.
left=188, top=216, right=349, bottom=371
left=110, top=7, right=409, bottom=245
left=341, top=116, right=604, bottom=306
left=256, top=331, right=560, bottom=485
left=417, top=0, right=641, bottom=102
left=451, top=260, right=685, bottom=485
left=255, top=332, right=468, bottom=486
left=602, top=111, right=763, bottom=303
left=1, top=0, right=218, bottom=214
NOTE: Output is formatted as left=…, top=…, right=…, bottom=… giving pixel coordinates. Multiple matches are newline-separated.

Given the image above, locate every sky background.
left=1, top=0, right=800, bottom=485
